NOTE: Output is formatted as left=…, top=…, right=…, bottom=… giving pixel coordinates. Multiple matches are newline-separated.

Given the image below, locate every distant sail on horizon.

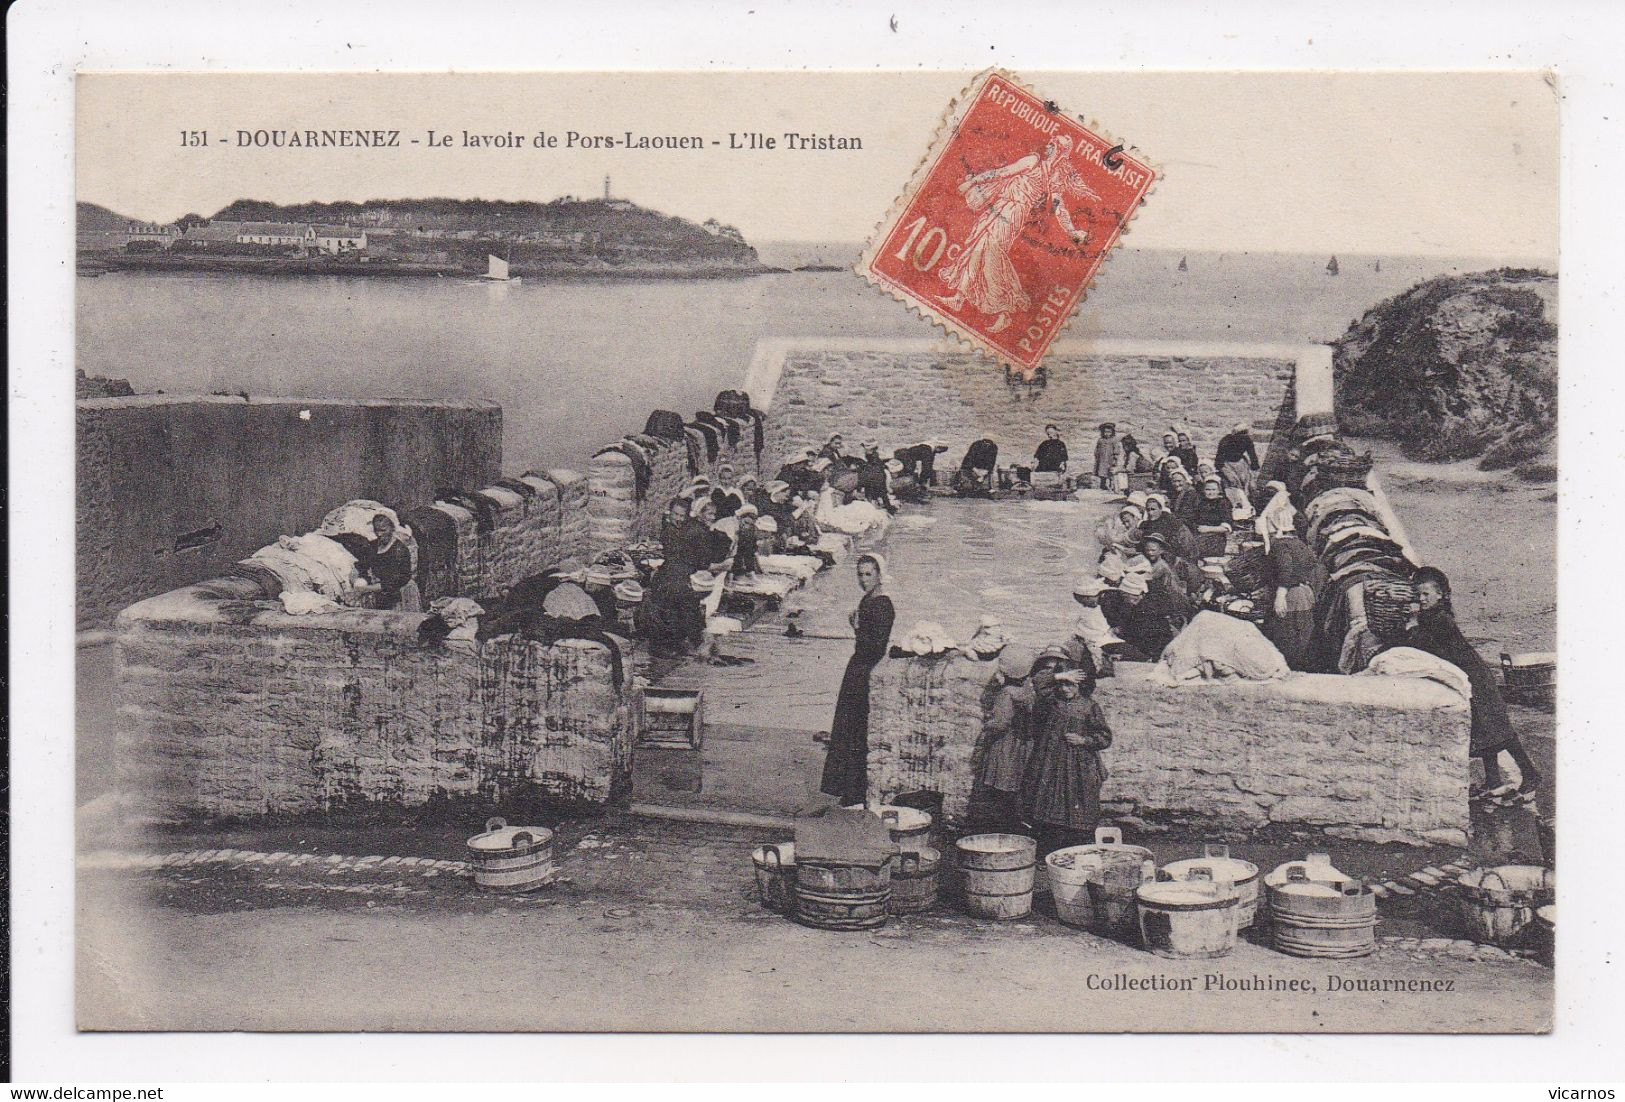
left=1374, top=258, right=1381, bottom=272
left=486, top=253, right=511, bottom=281
left=1177, top=255, right=1188, bottom=272
left=1326, top=255, right=1340, bottom=276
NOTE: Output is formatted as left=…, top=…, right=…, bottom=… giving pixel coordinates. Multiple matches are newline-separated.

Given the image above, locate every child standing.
left=1092, top=422, right=1123, bottom=490
left=1020, top=661, right=1114, bottom=856
left=968, top=645, right=1039, bottom=831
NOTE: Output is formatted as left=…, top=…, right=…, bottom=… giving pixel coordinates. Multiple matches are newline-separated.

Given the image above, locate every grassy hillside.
left=209, top=197, right=760, bottom=266
left=78, top=201, right=133, bottom=231
left=1332, top=268, right=1556, bottom=477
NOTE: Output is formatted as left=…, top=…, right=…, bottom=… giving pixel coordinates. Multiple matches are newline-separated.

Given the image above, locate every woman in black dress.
left=954, top=438, right=999, bottom=497
left=643, top=497, right=715, bottom=658
left=1393, top=566, right=1543, bottom=802
left=1190, top=474, right=1234, bottom=559
left=820, top=553, right=896, bottom=805
left=363, top=513, right=418, bottom=611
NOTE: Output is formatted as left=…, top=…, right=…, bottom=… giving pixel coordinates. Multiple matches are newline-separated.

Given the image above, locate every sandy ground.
left=78, top=894, right=1550, bottom=1034
left=76, top=817, right=1552, bottom=1034
left=1363, top=438, right=1556, bottom=654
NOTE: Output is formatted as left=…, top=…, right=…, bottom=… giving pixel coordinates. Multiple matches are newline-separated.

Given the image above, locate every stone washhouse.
left=108, top=338, right=1468, bottom=843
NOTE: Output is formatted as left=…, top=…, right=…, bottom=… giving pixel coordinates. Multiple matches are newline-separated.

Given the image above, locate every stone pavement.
left=652, top=629, right=851, bottom=734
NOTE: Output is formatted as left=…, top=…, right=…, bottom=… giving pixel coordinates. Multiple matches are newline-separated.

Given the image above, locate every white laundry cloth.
left=756, top=554, right=822, bottom=582
left=245, top=533, right=359, bottom=601
left=815, top=486, right=891, bottom=537
left=286, top=533, right=361, bottom=596
left=1358, top=646, right=1472, bottom=703
left=280, top=589, right=341, bottom=615
left=726, top=573, right=797, bottom=599
left=1158, top=611, right=1291, bottom=682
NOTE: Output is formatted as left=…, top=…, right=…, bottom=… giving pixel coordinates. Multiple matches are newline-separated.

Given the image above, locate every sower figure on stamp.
left=939, top=134, right=1100, bottom=334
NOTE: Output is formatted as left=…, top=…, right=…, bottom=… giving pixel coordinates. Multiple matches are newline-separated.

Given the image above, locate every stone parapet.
left=77, top=396, right=503, bottom=629
left=114, top=581, right=636, bottom=822
left=866, top=656, right=1470, bottom=846
left=585, top=433, right=759, bottom=557
left=746, top=338, right=1307, bottom=478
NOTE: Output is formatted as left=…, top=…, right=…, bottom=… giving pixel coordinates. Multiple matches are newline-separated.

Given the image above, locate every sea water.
left=76, top=248, right=1548, bottom=471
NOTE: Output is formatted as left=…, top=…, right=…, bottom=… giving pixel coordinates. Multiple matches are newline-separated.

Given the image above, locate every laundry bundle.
left=424, top=596, right=485, bottom=641
left=643, top=409, right=687, bottom=442
left=1157, top=611, right=1292, bottom=682
left=725, top=573, right=797, bottom=599
left=963, top=616, right=1012, bottom=658
left=755, top=553, right=821, bottom=582
left=318, top=499, right=400, bottom=540
left=1301, top=442, right=1375, bottom=494
left=241, top=532, right=361, bottom=603
left=1358, top=646, right=1472, bottom=704
left=899, top=620, right=957, bottom=657
left=280, top=589, right=341, bottom=616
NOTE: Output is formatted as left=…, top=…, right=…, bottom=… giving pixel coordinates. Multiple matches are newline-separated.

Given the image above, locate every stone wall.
left=588, top=444, right=692, bottom=551
left=746, top=338, right=1308, bottom=477
left=866, top=657, right=1470, bottom=846
left=114, top=578, right=637, bottom=822
left=586, top=434, right=760, bottom=555
left=103, top=380, right=779, bottom=823
left=100, top=390, right=770, bottom=823
left=417, top=470, right=591, bottom=605
left=77, top=396, right=502, bottom=629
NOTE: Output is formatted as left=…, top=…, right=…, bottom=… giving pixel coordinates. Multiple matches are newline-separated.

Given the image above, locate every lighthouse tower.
left=603, top=175, right=611, bottom=201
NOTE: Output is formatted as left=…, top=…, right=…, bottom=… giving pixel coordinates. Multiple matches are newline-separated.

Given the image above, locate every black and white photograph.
left=62, top=68, right=1564, bottom=1036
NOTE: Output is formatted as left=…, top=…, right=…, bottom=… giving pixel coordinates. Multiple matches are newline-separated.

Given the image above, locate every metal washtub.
left=1454, top=865, right=1555, bottom=947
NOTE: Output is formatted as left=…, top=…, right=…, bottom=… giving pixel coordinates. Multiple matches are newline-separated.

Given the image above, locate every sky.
left=78, top=70, right=1558, bottom=258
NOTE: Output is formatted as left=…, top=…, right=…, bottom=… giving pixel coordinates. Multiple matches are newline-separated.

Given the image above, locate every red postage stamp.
left=859, top=69, right=1157, bottom=373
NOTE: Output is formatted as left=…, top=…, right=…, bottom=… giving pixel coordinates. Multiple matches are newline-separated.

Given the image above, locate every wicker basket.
left=1363, top=577, right=1417, bottom=639
left=1295, top=411, right=1340, bottom=440
left=1309, top=452, right=1374, bottom=490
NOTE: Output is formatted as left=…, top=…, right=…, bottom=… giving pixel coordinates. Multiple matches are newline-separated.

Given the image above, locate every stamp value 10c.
left=860, top=68, right=1157, bottom=374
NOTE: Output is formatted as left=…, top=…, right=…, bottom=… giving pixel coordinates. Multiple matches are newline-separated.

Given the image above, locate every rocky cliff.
left=1332, top=269, right=1556, bottom=470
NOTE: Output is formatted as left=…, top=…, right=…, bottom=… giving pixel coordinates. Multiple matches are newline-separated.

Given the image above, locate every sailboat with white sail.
left=482, top=252, right=521, bottom=283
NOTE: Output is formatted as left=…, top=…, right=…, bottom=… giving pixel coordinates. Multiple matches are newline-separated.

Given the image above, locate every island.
left=77, top=191, right=784, bottom=280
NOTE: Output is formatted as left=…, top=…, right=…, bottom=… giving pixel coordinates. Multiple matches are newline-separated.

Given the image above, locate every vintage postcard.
left=74, top=70, right=1557, bottom=1033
